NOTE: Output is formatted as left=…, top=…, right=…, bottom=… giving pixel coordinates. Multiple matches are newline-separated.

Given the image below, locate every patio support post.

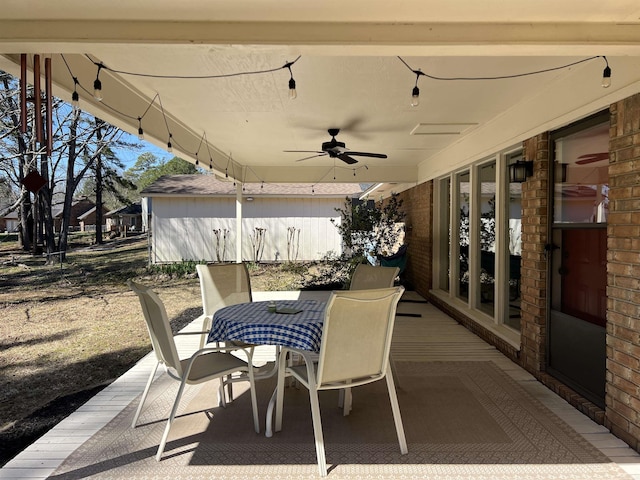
left=236, top=182, right=242, bottom=263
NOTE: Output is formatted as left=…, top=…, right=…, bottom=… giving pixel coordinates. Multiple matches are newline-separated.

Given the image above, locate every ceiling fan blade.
left=576, top=152, right=608, bottom=164
left=337, top=153, right=358, bottom=165
left=295, top=153, right=328, bottom=162
left=347, top=151, right=387, bottom=159
left=284, top=150, right=324, bottom=154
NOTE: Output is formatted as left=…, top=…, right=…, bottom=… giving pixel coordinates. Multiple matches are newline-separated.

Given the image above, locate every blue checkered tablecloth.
left=207, top=300, right=326, bottom=352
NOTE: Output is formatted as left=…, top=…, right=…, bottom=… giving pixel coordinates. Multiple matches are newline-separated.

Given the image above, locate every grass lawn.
left=0, top=232, right=315, bottom=466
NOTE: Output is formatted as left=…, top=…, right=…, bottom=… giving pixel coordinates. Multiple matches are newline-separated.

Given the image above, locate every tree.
left=125, top=154, right=200, bottom=191
left=1, top=68, right=140, bottom=257
left=332, top=193, right=406, bottom=263
left=304, top=193, right=406, bottom=289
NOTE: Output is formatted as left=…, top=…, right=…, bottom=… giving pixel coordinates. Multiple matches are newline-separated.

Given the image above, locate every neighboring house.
left=105, top=203, right=143, bottom=236
left=141, top=175, right=362, bottom=263
left=52, top=197, right=97, bottom=233
left=0, top=209, right=18, bottom=232
left=77, top=205, right=110, bottom=232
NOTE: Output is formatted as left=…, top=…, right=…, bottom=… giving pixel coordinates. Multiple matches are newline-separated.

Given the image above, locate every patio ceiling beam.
left=1, top=21, right=640, bottom=56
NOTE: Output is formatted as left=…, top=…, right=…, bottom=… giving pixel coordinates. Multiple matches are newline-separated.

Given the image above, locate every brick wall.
left=392, top=181, right=433, bottom=298
left=606, top=93, right=640, bottom=450
left=519, top=133, right=550, bottom=375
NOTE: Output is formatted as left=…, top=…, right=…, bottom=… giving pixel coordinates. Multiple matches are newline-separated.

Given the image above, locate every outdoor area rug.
left=48, top=361, right=632, bottom=479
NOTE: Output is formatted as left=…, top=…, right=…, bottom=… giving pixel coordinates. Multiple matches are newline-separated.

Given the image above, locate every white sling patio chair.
left=128, top=280, right=260, bottom=461
left=274, top=287, right=408, bottom=477
left=349, top=263, right=399, bottom=291
left=343, top=263, right=401, bottom=414
left=196, top=263, right=255, bottom=403
left=196, top=262, right=253, bottom=349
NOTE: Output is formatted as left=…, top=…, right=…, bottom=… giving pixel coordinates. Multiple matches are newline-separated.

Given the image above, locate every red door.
left=560, top=229, right=607, bottom=327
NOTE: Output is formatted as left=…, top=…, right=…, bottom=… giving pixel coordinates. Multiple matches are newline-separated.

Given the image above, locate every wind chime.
left=19, top=53, right=52, bottom=193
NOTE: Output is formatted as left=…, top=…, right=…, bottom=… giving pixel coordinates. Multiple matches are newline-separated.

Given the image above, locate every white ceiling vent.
left=410, top=123, right=478, bottom=136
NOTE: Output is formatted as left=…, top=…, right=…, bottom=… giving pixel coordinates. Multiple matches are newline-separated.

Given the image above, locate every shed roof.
left=140, top=175, right=363, bottom=198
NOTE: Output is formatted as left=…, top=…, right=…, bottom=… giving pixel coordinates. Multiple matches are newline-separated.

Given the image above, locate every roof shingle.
left=140, top=175, right=363, bottom=197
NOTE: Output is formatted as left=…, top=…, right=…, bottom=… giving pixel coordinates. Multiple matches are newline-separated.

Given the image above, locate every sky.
left=114, top=130, right=173, bottom=171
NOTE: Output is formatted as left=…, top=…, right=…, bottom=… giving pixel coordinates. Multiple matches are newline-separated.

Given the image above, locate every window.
left=456, top=171, right=470, bottom=302
left=553, top=122, right=609, bottom=224
left=434, top=148, right=523, bottom=343
left=478, top=162, right=496, bottom=316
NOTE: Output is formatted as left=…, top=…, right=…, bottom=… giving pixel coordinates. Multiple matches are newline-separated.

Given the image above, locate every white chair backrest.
left=128, top=280, right=182, bottom=375
left=316, top=286, right=404, bottom=387
left=196, top=263, right=252, bottom=317
left=349, top=264, right=399, bottom=290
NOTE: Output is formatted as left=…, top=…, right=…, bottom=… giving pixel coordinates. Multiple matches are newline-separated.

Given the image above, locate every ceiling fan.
left=285, top=128, right=387, bottom=165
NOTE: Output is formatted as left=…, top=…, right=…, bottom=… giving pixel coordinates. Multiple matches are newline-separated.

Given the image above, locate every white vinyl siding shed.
left=142, top=175, right=363, bottom=263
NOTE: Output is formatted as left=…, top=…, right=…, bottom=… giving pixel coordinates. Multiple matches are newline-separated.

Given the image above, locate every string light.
left=285, top=61, right=297, bottom=99
left=398, top=55, right=608, bottom=106
left=137, top=117, right=144, bottom=140
left=87, top=54, right=301, bottom=101
left=93, top=63, right=103, bottom=101
left=602, top=56, right=612, bottom=88
left=411, top=70, right=423, bottom=107
left=61, top=53, right=611, bottom=191
left=71, top=77, right=80, bottom=113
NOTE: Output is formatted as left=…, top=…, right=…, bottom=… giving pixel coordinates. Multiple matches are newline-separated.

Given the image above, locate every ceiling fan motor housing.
left=322, top=140, right=345, bottom=151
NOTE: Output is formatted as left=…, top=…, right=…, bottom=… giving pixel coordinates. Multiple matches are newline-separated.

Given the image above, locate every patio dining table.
left=207, top=299, right=326, bottom=352
left=207, top=299, right=326, bottom=436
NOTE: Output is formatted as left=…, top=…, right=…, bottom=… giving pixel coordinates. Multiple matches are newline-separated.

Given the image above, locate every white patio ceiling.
left=1, top=0, right=640, bottom=190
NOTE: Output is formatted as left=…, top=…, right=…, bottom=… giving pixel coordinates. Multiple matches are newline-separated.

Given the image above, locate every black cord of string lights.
left=61, top=54, right=303, bottom=181
left=397, top=55, right=604, bottom=81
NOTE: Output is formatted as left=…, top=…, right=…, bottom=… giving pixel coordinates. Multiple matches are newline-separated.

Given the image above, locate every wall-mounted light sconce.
left=508, top=160, right=534, bottom=183
left=554, top=161, right=568, bottom=183
left=245, top=196, right=254, bottom=202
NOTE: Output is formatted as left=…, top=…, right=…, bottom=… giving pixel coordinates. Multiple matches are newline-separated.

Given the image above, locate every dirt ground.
left=0, top=233, right=310, bottom=467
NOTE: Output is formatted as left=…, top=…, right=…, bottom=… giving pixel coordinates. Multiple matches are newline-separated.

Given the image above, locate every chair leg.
left=341, top=386, right=352, bottom=416
left=305, top=366, right=328, bottom=477
left=385, top=365, right=408, bottom=455
left=156, top=379, right=188, bottom=461
left=132, top=361, right=159, bottom=428
left=389, top=354, right=401, bottom=389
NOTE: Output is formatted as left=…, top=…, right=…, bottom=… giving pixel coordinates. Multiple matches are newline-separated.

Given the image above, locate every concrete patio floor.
left=2, top=290, right=640, bottom=479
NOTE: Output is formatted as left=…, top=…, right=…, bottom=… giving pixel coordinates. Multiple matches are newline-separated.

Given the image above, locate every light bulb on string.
left=93, top=64, right=103, bottom=101
left=195, top=153, right=199, bottom=166
left=410, top=70, right=422, bottom=107
left=167, top=134, right=173, bottom=153
left=137, top=117, right=144, bottom=140
left=288, top=78, right=297, bottom=99
left=601, top=57, right=611, bottom=88
left=71, top=77, right=80, bottom=114
left=411, top=86, right=420, bottom=107
left=286, top=62, right=297, bottom=99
